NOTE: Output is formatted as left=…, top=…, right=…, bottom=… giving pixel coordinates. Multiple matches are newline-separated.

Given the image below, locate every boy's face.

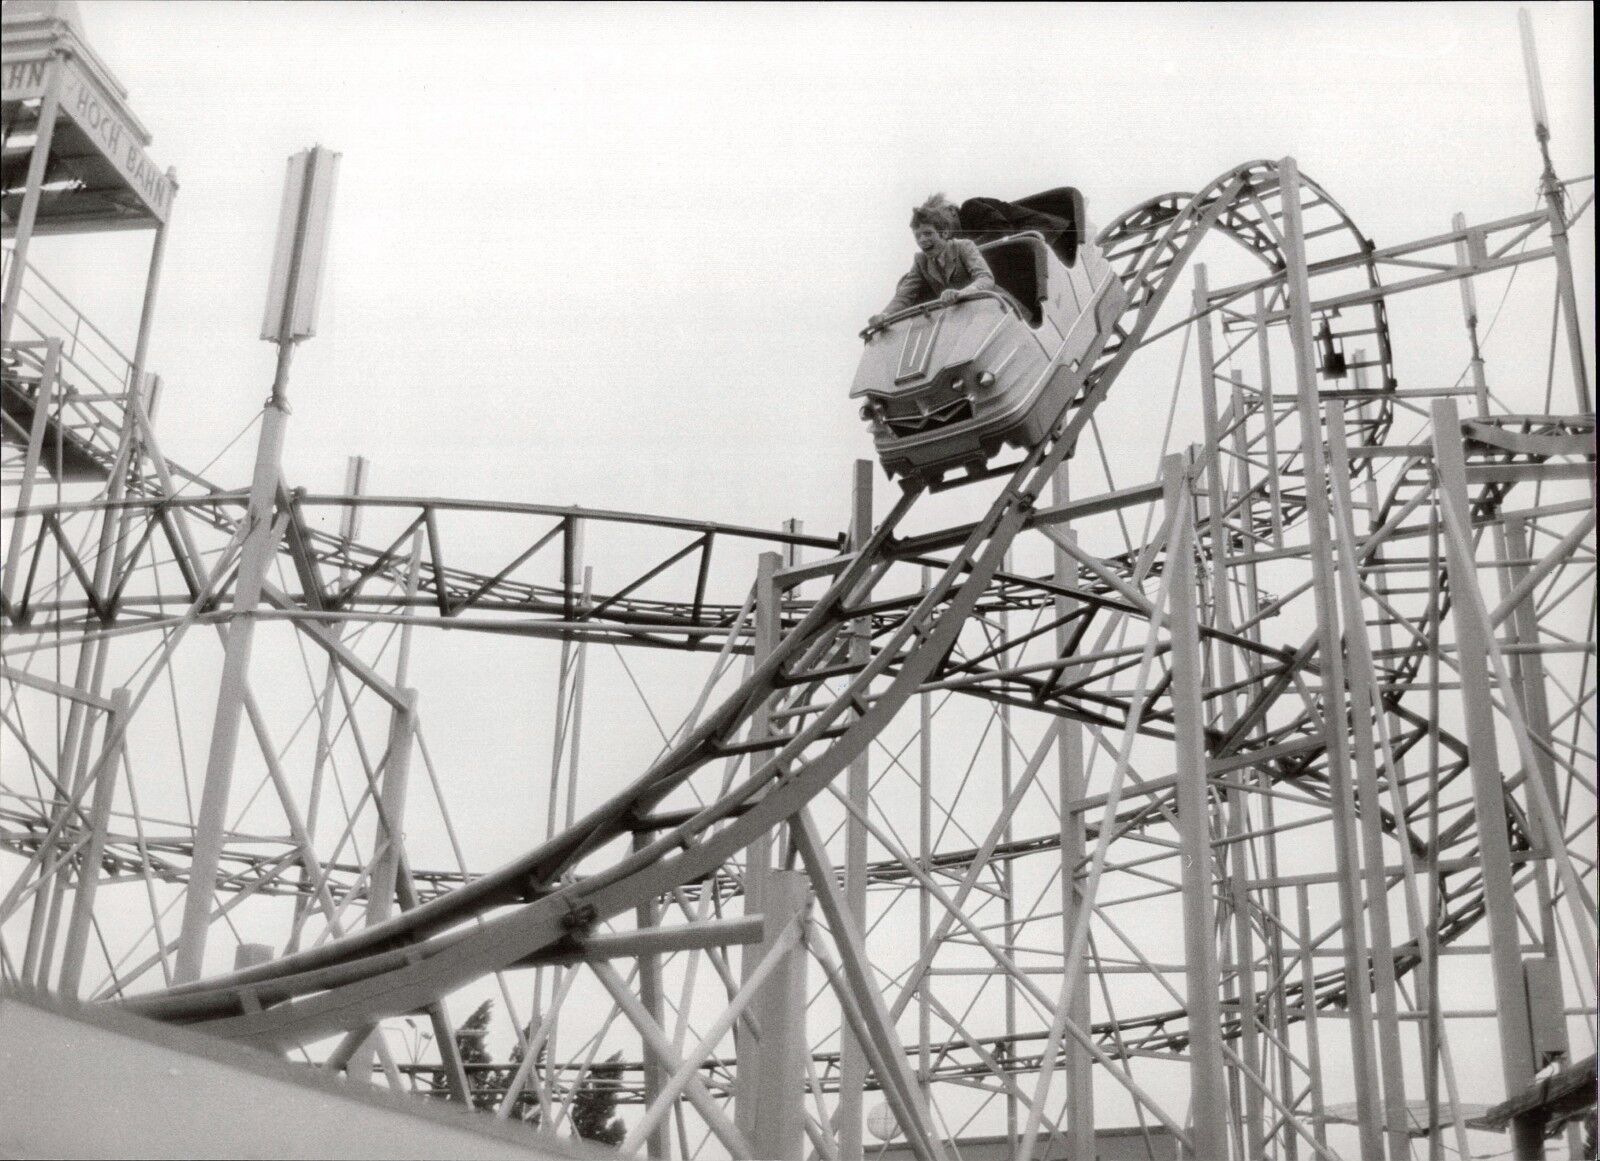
left=913, top=223, right=944, bottom=253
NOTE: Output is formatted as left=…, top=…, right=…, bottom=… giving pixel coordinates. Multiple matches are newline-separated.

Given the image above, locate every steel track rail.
left=119, top=161, right=1371, bottom=1044
left=101, top=157, right=1571, bottom=1090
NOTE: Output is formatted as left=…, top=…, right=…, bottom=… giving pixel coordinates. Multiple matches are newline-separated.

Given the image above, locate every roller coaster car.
left=850, top=199, right=1127, bottom=487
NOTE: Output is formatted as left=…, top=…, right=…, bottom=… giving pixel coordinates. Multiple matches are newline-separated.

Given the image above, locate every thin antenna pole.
left=1518, top=8, right=1592, bottom=414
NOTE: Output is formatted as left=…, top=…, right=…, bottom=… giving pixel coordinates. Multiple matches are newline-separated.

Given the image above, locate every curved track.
left=7, top=154, right=1593, bottom=1159
left=120, top=160, right=1420, bottom=1048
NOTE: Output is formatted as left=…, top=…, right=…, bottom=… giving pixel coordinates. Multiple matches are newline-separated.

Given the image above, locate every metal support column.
left=838, top=459, right=873, bottom=1161
left=634, top=828, right=671, bottom=1160
left=745, top=870, right=810, bottom=1161
left=917, top=566, right=935, bottom=1114
left=27, top=355, right=146, bottom=986
left=1500, top=515, right=1568, bottom=960
left=1452, top=211, right=1493, bottom=420
left=1326, top=401, right=1412, bottom=1161
left=0, top=56, right=62, bottom=343
left=1195, top=266, right=1264, bottom=1159
left=1230, top=349, right=1297, bottom=1160
left=1164, top=453, right=1229, bottom=1161
left=56, top=688, right=130, bottom=997
left=347, top=686, right=418, bottom=1082
left=1, top=338, right=58, bottom=608
left=735, top=550, right=782, bottom=1135
left=1278, top=155, right=1385, bottom=1158
left=1501, top=514, right=1582, bottom=1161
left=997, top=548, right=1019, bottom=1152
left=1519, top=9, right=1593, bottom=415
left=1430, top=396, right=1540, bottom=1159
left=176, top=144, right=334, bottom=983
left=173, top=396, right=290, bottom=983
left=1050, top=466, right=1096, bottom=1161
left=1295, top=885, right=1329, bottom=1151
left=129, top=209, right=173, bottom=394
left=288, top=455, right=365, bottom=955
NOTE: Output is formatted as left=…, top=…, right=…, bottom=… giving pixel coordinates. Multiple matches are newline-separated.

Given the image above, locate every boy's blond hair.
left=910, top=193, right=960, bottom=236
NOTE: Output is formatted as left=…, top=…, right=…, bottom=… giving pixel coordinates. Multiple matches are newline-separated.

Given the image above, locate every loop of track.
left=120, top=160, right=1443, bottom=1059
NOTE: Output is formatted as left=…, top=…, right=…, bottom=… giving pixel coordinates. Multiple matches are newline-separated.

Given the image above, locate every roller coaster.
left=2, top=5, right=1594, bottom=1160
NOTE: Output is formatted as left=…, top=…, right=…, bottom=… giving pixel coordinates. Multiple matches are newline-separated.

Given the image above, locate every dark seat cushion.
left=959, top=187, right=1085, bottom=267
left=976, top=238, right=1047, bottom=326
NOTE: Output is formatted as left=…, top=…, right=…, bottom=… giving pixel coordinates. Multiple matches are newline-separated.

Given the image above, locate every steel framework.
left=2, top=6, right=1594, bottom=1160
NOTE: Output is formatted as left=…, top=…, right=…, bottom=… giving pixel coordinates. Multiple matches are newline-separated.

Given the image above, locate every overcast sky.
left=46, top=0, right=1595, bottom=544
left=6, top=8, right=1591, bottom=1149
left=17, top=5, right=1595, bottom=1134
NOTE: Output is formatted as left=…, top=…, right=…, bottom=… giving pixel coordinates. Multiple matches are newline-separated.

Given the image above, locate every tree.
left=502, top=1024, right=546, bottom=1124
left=450, top=1004, right=623, bottom=1144
left=570, top=1051, right=627, bottom=1147
left=450, top=1001, right=546, bottom=1122
left=453, top=999, right=502, bottom=1112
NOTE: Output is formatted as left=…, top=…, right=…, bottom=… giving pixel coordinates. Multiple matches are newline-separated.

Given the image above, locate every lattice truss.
left=2, top=153, right=1595, bottom=1160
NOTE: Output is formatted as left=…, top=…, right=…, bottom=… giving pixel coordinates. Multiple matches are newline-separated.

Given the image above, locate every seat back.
left=978, top=237, right=1048, bottom=326
left=1013, top=187, right=1086, bottom=266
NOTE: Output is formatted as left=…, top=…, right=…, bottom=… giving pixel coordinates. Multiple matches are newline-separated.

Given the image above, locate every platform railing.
left=1, top=247, right=137, bottom=399
left=1, top=248, right=143, bottom=480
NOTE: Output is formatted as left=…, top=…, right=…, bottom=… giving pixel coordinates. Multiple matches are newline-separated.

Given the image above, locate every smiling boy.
left=868, top=194, right=996, bottom=328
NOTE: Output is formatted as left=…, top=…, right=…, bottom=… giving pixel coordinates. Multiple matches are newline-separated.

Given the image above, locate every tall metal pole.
left=634, top=826, right=671, bottom=1160
left=1518, top=8, right=1592, bottom=415
left=1499, top=516, right=1566, bottom=963
left=1, top=338, right=58, bottom=609
left=1452, top=211, right=1493, bottom=420
left=748, top=871, right=810, bottom=1161
left=1050, top=465, right=1096, bottom=1161
left=838, top=459, right=873, bottom=1161
left=1326, top=400, right=1412, bottom=1161
left=175, top=145, right=336, bottom=983
left=1430, top=397, right=1539, bottom=1159
left=56, top=688, right=130, bottom=997
left=996, top=549, right=1019, bottom=1153
left=0, top=56, right=62, bottom=344
left=1229, top=345, right=1297, bottom=1159
left=1295, top=884, right=1329, bottom=1151
left=1164, top=453, right=1229, bottom=1161
left=917, top=564, right=934, bottom=1116
left=367, top=530, right=424, bottom=930
left=1500, top=513, right=1582, bottom=1161
left=735, top=550, right=781, bottom=1138
left=1195, top=266, right=1264, bottom=1159
left=347, top=686, right=418, bottom=1082
left=1254, top=288, right=1285, bottom=548
left=27, top=357, right=146, bottom=986
left=1278, top=155, right=1385, bottom=1158
left=129, top=191, right=175, bottom=399
left=288, top=454, right=366, bottom=956
left=172, top=392, right=290, bottom=983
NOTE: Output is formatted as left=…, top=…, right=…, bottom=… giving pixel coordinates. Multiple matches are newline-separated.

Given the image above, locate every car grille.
left=880, top=384, right=974, bottom=439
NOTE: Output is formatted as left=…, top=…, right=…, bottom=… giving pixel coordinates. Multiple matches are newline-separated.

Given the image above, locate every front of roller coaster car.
left=851, top=230, right=1126, bottom=486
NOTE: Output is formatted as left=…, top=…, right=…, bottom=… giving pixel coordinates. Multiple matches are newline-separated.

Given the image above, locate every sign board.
left=57, top=60, right=175, bottom=221
left=1, top=55, right=52, bottom=102
left=261, top=146, right=340, bottom=344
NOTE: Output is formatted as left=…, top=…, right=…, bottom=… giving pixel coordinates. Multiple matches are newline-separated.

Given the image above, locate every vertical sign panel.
left=261, top=145, right=341, bottom=343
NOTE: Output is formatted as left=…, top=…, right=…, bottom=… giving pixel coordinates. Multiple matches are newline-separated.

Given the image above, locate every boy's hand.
left=939, top=289, right=960, bottom=303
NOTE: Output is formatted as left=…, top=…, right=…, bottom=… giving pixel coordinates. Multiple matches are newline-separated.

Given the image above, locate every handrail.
left=1, top=245, right=136, bottom=368
left=858, top=289, right=1020, bottom=341
left=858, top=231, right=1052, bottom=340
left=10, top=296, right=127, bottom=396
